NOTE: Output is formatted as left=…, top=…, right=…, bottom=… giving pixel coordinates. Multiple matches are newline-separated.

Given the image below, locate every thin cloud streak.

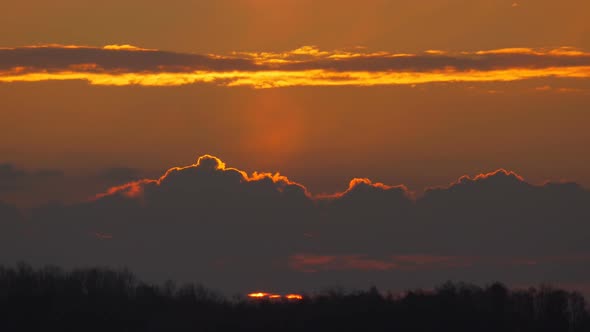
left=1, top=45, right=590, bottom=88
left=288, top=253, right=590, bottom=272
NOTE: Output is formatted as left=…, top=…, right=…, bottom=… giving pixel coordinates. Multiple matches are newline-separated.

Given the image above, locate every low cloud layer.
left=1, top=155, right=589, bottom=294
left=1, top=45, right=589, bottom=88
left=0, top=163, right=63, bottom=192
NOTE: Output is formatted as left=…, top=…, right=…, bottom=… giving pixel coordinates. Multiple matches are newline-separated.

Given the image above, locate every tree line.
left=0, top=263, right=588, bottom=331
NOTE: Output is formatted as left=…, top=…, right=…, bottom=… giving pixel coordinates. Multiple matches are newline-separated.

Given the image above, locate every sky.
left=1, top=0, right=590, bottom=295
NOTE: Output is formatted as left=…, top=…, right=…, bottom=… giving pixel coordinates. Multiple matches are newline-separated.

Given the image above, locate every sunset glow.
left=247, top=292, right=303, bottom=301
left=2, top=65, right=589, bottom=89
left=1, top=45, right=590, bottom=88
left=2, top=0, right=590, bottom=315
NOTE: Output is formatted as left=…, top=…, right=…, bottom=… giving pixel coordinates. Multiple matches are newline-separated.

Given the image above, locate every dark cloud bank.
left=1, top=155, right=589, bottom=294
left=0, top=163, right=63, bottom=192
left=1, top=45, right=590, bottom=74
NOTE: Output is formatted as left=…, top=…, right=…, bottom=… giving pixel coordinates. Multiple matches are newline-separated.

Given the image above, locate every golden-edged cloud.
left=93, top=154, right=310, bottom=200
left=3, top=154, right=590, bottom=293
left=1, top=45, right=590, bottom=88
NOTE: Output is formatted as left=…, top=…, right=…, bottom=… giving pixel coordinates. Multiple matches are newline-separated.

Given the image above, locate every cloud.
left=0, top=200, right=24, bottom=261
left=288, top=253, right=590, bottom=273
left=318, top=178, right=412, bottom=200
left=289, top=254, right=398, bottom=272
left=0, top=44, right=258, bottom=72
left=93, top=154, right=310, bottom=204
left=0, top=163, right=26, bottom=191
left=288, top=253, right=474, bottom=272
left=417, top=169, right=590, bottom=256
left=3, top=155, right=590, bottom=294
left=0, top=163, right=64, bottom=192
left=0, top=200, right=21, bottom=224
left=1, top=45, right=590, bottom=88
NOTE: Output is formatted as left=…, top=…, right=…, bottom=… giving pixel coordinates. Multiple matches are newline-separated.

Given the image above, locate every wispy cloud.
left=1, top=45, right=589, bottom=88
left=288, top=253, right=590, bottom=273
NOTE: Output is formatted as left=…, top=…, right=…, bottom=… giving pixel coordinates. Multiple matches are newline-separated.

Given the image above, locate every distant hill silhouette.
left=0, top=263, right=588, bottom=332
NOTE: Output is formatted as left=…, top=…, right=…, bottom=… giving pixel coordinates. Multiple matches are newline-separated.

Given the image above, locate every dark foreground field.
left=1, top=263, right=588, bottom=332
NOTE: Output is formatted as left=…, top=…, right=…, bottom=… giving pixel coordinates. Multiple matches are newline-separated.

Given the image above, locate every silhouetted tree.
left=0, top=263, right=588, bottom=331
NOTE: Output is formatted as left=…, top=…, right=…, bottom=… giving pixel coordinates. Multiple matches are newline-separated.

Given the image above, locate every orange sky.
left=2, top=0, right=589, bottom=53
left=2, top=0, right=590, bottom=299
left=0, top=0, right=589, bottom=206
